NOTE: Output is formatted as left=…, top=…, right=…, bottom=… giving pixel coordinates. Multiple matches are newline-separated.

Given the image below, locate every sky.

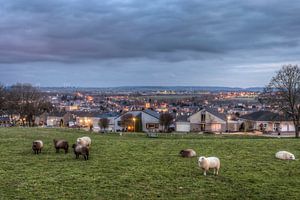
left=1, top=0, right=300, bottom=88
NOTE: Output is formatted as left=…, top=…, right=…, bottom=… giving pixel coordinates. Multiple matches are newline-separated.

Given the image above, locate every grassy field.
left=0, top=128, right=299, bottom=200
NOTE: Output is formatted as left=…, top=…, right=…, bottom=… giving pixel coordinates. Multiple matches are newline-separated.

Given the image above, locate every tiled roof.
left=240, top=111, right=292, bottom=121
left=175, top=115, right=189, bottom=122
left=205, top=107, right=227, bottom=121
left=142, top=109, right=160, bottom=119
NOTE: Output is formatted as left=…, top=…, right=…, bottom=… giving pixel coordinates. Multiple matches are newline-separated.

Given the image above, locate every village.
left=0, top=87, right=294, bottom=136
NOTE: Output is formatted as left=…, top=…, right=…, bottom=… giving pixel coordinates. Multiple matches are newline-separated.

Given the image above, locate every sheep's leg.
left=213, top=168, right=216, bottom=175
left=216, top=168, right=219, bottom=176
left=203, top=170, right=207, bottom=176
left=56, top=148, right=59, bottom=153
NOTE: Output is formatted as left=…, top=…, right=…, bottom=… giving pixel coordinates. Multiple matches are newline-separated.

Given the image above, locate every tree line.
left=0, top=83, right=53, bottom=126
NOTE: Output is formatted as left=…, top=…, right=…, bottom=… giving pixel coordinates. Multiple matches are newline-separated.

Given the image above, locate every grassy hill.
left=0, top=128, right=299, bottom=199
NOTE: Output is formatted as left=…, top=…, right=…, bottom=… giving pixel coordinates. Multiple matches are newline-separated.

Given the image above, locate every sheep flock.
left=31, top=137, right=297, bottom=174
left=32, top=136, right=91, bottom=161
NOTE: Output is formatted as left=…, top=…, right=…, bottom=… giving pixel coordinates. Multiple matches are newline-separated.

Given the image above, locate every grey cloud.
left=1, top=0, right=300, bottom=63
left=1, top=0, right=300, bottom=87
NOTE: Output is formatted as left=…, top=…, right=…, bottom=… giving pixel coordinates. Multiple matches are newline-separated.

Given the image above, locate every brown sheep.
left=179, top=149, right=197, bottom=158
left=32, top=140, right=43, bottom=154
left=53, top=139, right=69, bottom=154
left=72, top=144, right=89, bottom=160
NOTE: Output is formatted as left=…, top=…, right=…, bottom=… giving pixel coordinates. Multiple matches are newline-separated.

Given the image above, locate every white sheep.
left=76, top=136, right=92, bottom=147
left=275, top=151, right=295, bottom=160
left=198, top=156, right=220, bottom=176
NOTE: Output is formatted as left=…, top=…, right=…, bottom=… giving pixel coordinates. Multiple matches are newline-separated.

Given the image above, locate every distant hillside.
left=40, top=86, right=264, bottom=93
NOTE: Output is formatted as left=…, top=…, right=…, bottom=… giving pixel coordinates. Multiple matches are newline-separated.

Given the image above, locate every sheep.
left=53, top=139, right=69, bottom=154
left=275, top=151, right=295, bottom=160
left=32, top=140, right=43, bottom=154
left=179, top=149, right=197, bottom=158
left=76, top=136, right=91, bottom=147
left=72, top=144, right=90, bottom=160
left=198, top=156, right=220, bottom=176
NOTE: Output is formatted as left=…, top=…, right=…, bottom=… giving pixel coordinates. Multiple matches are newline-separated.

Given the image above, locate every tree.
left=159, top=112, right=174, bottom=132
left=99, top=118, right=109, bottom=131
left=5, top=83, right=51, bottom=126
left=0, top=84, right=6, bottom=114
left=261, top=64, right=300, bottom=138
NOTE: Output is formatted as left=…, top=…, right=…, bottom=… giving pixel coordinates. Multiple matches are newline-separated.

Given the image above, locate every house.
left=175, top=115, right=190, bottom=132
left=34, top=112, right=48, bottom=126
left=0, top=116, right=10, bottom=127
left=91, top=112, right=119, bottom=132
left=240, top=111, right=295, bottom=134
left=74, top=112, right=97, bottom=128
left=46, top=112, right=75, bottom=127
left=114, top=109, right=161, bottom=132
left=187, top=108, right=240, bottom=133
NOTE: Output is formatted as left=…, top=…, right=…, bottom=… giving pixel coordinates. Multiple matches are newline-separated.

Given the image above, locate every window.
left=146, top=123, right=159, bottom=129
left=201, top=113, right=206, bottom=122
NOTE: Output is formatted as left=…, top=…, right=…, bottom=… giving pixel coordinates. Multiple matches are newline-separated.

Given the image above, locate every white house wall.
left=176, top=122, right=191, bottom=132
left=141, top=112, right=160, bottom=132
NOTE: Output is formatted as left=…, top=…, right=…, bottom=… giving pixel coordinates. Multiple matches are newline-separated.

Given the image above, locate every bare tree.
left=261, top=64, right=300, bottom=138
left=0, top=84, right=6, bottom=114
left=159, top=112, right=174, bottom=132
left=99, top=118, right=109, bottom=131
left=5, top=83, right=52, bottom=126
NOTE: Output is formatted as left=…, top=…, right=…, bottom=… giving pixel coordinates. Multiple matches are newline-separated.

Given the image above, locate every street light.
left=132, top=117, right=136, bottom=132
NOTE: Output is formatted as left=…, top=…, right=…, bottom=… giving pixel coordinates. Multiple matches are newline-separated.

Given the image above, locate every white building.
left=114, top=109, right=161, bottom=132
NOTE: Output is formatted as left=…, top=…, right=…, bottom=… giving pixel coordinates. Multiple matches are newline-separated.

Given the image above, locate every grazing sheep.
left=179, top=149, right=197, bottom=158
left=32, top=140, right=43, bottom=154
left=275, top=151, right=295, bottom=160
left=53, top=139, right=69, bottom=154
left=198, top=156, right=220, bottom=176
left=76, top=136, right=91, bottom=147
left=72, top=144, right=89, bottom=160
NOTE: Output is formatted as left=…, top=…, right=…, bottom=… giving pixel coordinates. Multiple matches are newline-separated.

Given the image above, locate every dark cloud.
left=0, top=0, right=300, bottom=87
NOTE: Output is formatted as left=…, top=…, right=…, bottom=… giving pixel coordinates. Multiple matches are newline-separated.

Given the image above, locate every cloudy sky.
left=1, top=0, right=300, bottom=87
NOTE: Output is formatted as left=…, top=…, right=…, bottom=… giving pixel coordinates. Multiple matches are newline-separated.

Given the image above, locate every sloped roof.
left=142, top=109, right=160, bottom=119
left=240, top=111, right=292, bottom=121
left=175, top=115, right=189, bottom=122
left=0, top=117, right=10, bottom=121
left=48, top=111, right=67, bottom=117
left=205, top=107, right=227, bottom=121
left=98, top=112, right=120, bottom=118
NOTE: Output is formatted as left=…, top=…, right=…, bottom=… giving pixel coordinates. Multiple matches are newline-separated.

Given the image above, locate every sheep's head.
left=198, top=156, right=206, bottom=163
left=77, top=138, right=82, bottom=143
left=290, top=155, right=296, bottom=160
